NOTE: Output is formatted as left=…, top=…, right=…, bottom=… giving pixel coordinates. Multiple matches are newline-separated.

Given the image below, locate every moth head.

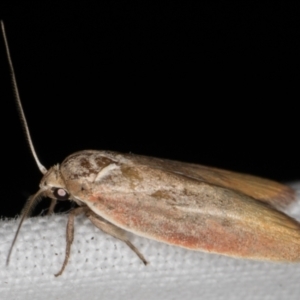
left=39, top=165, right=70, bottom=201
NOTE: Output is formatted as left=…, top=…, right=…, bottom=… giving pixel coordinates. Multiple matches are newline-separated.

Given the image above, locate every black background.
left=1, top=3, right=299, bottom=218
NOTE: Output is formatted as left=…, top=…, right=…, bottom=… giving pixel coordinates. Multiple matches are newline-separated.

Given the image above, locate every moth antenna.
left=6, top=189, right=45, bottom=266
left=1, top=21, right=47, bottom=174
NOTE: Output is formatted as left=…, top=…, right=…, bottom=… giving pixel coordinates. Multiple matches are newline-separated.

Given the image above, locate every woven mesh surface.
left=1, top=183, right=300, bottom=300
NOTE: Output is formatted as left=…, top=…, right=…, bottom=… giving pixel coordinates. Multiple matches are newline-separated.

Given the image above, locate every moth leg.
left=86, top=210, right=148, bottom=265
left=47, top=199, right=57, bottom=215
left=55, top=206, right=89, bottom=277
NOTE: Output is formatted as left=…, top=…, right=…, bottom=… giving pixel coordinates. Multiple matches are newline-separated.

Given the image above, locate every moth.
left=2, top=21, right=300, bottom=277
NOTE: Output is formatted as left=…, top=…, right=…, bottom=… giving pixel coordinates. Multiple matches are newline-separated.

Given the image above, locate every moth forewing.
left=56, top=150, right=300, bottom=266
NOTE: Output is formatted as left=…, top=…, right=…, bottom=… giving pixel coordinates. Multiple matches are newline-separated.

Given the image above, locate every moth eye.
left=53, top=188, right=69, bottom=200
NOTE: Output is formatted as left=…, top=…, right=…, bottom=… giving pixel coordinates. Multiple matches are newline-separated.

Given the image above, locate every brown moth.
left=2, top=21, right=300, bottom=277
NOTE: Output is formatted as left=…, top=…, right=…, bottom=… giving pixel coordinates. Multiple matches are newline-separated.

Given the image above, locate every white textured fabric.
left=1, top=183, right=300, bottom=300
